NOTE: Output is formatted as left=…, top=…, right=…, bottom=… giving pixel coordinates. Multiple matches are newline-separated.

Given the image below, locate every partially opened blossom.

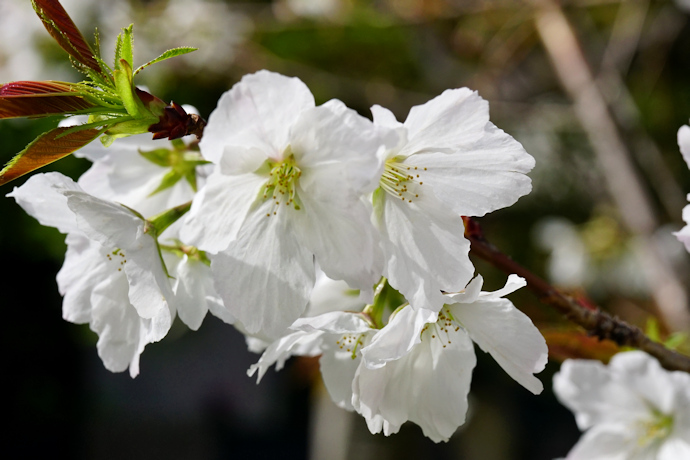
left=674, top=124, right=690, bottom=252
left=181, top=70, right=397, bottom=337
left=8, top=172, right=176, bottom=377
left=370, top=90, right=535, bottom=312
left=553, top=351, right=690, bottom=459
left=249, top=274, right=548, bottom=443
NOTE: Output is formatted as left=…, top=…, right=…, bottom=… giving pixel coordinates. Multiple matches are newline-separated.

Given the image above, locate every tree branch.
left=463, top=217, right=690, bottom=373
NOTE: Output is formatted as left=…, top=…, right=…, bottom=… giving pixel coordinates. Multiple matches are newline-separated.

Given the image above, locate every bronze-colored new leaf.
left=32, top=0, right=103, bottom=74
left=0, top=81, right=96, bottom=119
left=0, top=127, right=102, bottom=186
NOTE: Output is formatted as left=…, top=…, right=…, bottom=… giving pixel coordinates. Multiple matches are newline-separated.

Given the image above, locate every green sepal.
left=139, top=147, right=174, bottom=167
left=133, top=47, right=198, bottom=76
left=148, top=201, right=193, bottom=237
left=149, top=169, right=185, bottom=196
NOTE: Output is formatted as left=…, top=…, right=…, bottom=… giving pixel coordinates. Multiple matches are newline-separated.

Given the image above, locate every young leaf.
left=31, top=0, right=103, bottom=75
left=119, top=25, right=135, bottom=70
left=0, top=127, right=103, bottom=186
left=0, top=81, right=96, bottom=119
left=133, top=47, right=197, bottom=76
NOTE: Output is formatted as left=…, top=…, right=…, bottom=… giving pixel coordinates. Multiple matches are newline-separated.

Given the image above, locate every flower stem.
left=463, top=217, right=690, bottom=374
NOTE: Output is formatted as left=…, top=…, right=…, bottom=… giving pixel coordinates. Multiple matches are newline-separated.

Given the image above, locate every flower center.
left=105, top=248, right=127, bottom=272
left=421, top=307, right=462, bottom=349
left=379, top=157, right=426, bottom=203
left=261, top=152, right=302, bottom=217
left=335, top=333, right=366, bottom=359
left=637, top=409, right=674, bottom=447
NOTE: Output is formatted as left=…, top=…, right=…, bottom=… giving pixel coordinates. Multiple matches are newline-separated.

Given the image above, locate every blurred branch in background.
left=534, top=0, right=690, bottom=331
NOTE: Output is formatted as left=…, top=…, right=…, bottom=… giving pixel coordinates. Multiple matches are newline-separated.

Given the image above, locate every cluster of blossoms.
left=10, top=69, right=549, bottom=441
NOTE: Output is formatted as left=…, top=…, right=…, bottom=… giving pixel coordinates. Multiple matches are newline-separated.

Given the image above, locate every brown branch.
left=463, top=217, right=690, bottom=373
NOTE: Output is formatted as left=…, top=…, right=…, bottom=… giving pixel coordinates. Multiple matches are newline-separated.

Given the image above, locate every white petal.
left=658, top=437, right=690, bottom=460
left=200, top=70, right=315, bottom=163
left=411, top=123, right=534, bottom=217
left=90, top=274, right=172, bottom=378
left=353, top=327, right=476, bottom=443
left=247, top=329, right=324, bottom=383
left=678, top=125, right=690, bottom=170
left=451, top=293, right=547, bottom=394
left=674, top=202, right=690, bottom=253
left=402, top=88, right=489, bottom=153
left=212, top=201, right=316, bottom=337
left=477, top=274, right=527, bottom=300
left=563, top=425, right=633, bottom=460
left=374, top=182, right=474, bottom=312
left=305, top=270, right=366, bottom=317
left=553, top=358, right=650, bottom=430
left=180, top=170, right=266, bottom=253
left=167, top=254, right=212, bottom=331
left=220, top=145, right=269, bottom=175
left=371, top=104, right=403, bottom=130
left=361, top=306, right=436, bottom=369
left=295, top=192, right=382, bottom=293
left=65, top=192, right=175, bottom=320
left=291, top=311, right=373, bottom=335
left=320, top=349, right=361, bottom=411
left=606, top=351, right=678, bottom=415
left=6, top=172, right=81, bottom=234
left=57, top=234, right=108, bottom=324
left=290, top=99, right=392, bottom=198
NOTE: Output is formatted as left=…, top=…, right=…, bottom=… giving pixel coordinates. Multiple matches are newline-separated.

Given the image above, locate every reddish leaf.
left=32, top=0, right=102, bottom=74
left=542, top=327, right=620, bottom=363
left=0, top=127, right=102, bottom=186
left=0, top=81, right=96, bottom=119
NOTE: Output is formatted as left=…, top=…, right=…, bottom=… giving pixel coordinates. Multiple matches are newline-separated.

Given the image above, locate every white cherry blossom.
left=181, top=70, right=397, bottom=337
left=8, top=172, right=175, bottom=377
left=371, top=90, right=535, bottom=312
left=248, top=274, right=547, bottom=443
left=553, top=351, right=690, bottom=459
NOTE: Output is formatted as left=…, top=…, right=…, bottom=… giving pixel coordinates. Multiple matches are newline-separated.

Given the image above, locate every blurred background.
left=3, top=0, right=690, bottom=458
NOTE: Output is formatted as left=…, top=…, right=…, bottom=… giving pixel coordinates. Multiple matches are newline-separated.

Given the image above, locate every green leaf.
left=113, top=59, right=139, bottom=117
left=133, top=47, right=197, bottom=76
left=120, top=24, right=135, bottom=70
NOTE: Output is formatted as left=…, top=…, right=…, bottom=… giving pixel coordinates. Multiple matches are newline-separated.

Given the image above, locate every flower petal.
left=451, top=294, right=547, bottom=394
left=211, top=200, right=316, bottom=337
left=180, top=170, right=266, bottom=253
left=290, top=99, right=392, bottom=198
left=57, top=233, right=108, bottom=324
left=295, top=192, right=382, bottom=293
left=320, top=349, right=361, bottom=411
left=374, top=182, right=474, bottom=312
left=402, top=88, right=489, bottom=153
left=411, top=123, right=534, bottom=217
left=553, top=358, right=650, bottom=430
left=6, top=172, right=81, bottom=234
left=361, top=306, right=437, bottom=369
left=199, top=70, right=315, bottom=163
left=247, top=329, right=324, bottom=383
left=353, top=326, right=476, bottom=443
left=678, top=125, right=690, bottom=170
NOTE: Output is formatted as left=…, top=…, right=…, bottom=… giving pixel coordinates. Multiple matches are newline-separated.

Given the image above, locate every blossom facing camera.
left=553, top=351, right=690, bottom=459
left=371, top=90, right=535, bottom=313
left=181, top=70, right=398, bottom=337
